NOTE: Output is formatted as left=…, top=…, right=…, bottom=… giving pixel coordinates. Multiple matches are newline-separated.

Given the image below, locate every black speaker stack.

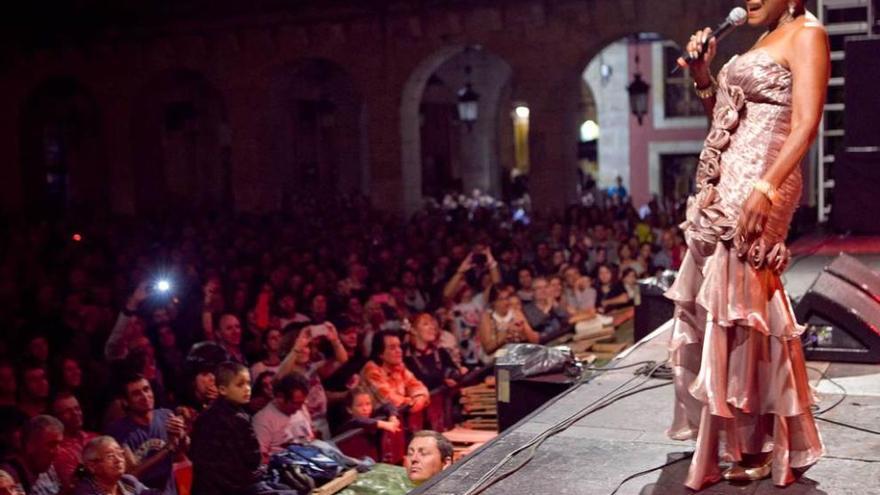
left=830, top=35, right=880, bottom=234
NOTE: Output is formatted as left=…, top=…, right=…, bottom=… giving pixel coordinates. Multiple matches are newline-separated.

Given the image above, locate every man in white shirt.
left=252, top=373, right=314, bottom=462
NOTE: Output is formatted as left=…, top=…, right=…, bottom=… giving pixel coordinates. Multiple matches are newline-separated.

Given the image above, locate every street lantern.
left=457, top=64, right=480, bottom=130
left=627, top=73, right=650, bottom=125
left=626, top=41, right=650, bottom=126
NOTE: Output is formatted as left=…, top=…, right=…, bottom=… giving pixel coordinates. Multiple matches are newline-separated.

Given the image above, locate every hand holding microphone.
left=677, top=27, right=717, bottom=79
left=674, top=7, right=747, bottom=77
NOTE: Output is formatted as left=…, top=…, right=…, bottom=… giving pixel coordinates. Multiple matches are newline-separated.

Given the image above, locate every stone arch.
left=20, top=76, right=106, bottom=213
left=131, top=69, right=230, bottom=214
left=574, top=26, right=722, bottom=206
left=400, top=45, right=514, bottom=212
left=263, top=58, right=366, bottom=208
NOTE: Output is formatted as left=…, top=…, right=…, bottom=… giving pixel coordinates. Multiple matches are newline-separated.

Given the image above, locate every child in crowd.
left=190, top=362, right=296, bottom=495
left=339, top=389, right=401, bottom=435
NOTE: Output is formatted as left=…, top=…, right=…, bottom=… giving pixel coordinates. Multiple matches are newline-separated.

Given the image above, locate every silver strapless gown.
left=665, top=49, right=825, bottom=489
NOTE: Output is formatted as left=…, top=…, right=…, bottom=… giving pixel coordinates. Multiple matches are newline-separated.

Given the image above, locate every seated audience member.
left=361, top=331, right=429, bottom=413
left=190, top=362, right=296, bottom=495
left=276, top=293, right=310, bottom=331
left=252, top=373, right=314, bottom=460
left=562, top=267, right=596, bottom=314
left=250, top=329, right=283, bottom=384
left=73, top=436, right=158, bottom=495
left=51, top=393, right=97, bottom=491
left=522, top=278, right=570, bottom=340
left=404, top=314, right=466, bottom=390
left=617, top=244, right=645, bottom=278
left=18, top=361, right=51, bottom=418
left=336, top=389, right=401, bottom=464
left=478, top=286, right=539, bottom=357
left=404, top=431, right=453, bottom=486
left=0, top=469, right=22, bottom=495
left=0, top=409, right=28, bottom=460
left=105, top=375, right=186, bottom=495
left=248, top=371, right=276, bottom=415
left=321, top=324, right=368, bottom=429
left=594, top=264, right=630, bottom=313
left=621, top=268, right=640, bottom=306
left=637, top=242, right=655, bottom=276
left=0, top=362, right=16, bottom=408
left=277, top=323, right=348, bottom=440
left=215, top=314, right=248, bottom=366
left=179, top=365, right=217, bottom=416
left=0, top=415, right=64, bottom=495
left=105, top=283, right=150, bottom=362
left=338, top=389, right=400, bottom=436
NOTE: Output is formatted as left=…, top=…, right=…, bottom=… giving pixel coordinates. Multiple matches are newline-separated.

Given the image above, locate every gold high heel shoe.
left=722, top=458, right=772, bottom=482
left=743, top=458, right=772, bottom=481
left=721, top=464, right=749, bottom=482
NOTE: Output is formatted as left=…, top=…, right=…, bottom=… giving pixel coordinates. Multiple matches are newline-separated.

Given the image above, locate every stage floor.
left=413, top=293, right=880, bottom=495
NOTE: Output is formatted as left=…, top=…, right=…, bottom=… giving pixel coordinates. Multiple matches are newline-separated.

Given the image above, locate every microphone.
left=675, top=7, right=747, bottom=71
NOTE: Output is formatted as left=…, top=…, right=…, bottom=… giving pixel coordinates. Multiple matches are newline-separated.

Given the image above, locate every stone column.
left=514, top=70, right=581, bottom=215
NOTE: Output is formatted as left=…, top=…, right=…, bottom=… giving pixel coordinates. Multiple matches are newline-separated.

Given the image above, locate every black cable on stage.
left=807, top=365, right=879, bottom=434
left=462, top=360, right=671, bottom=495
left=807, top=365, right=847, bottom=415
left=608, top=451, right=694, bottom=495
left=816, top=416, right=880, bottom=436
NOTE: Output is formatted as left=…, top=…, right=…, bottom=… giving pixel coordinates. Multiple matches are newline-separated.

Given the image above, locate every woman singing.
left=668, top=0, right=829, bottom=489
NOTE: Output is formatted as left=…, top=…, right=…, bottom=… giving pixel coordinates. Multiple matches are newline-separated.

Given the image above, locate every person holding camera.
left=442, top=245, right=501, bottom=368
left=276, top=323, right=348, bottom=440
left=478, top=285, right=539, bottom=357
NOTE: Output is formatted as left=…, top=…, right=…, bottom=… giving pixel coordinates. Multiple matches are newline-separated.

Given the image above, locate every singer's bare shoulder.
left=791, top=13, right=829, bottom=54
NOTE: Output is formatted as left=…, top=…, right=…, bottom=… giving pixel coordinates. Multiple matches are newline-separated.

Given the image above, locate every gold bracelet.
left=694, top=76, right=717, bottom=99
left=753, top=179, right=779, bottom=204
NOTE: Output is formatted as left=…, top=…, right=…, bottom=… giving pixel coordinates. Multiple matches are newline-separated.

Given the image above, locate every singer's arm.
left=678, top=27, right=718, bottom=118
left=739, top=24, right=829, bottom=240
left=693, top=71, right=717, bottom=118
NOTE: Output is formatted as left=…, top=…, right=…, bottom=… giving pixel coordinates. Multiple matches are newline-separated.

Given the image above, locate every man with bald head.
left=216, top=314, right=247, bottom=366
left=0, top=415, right=64, bottom=494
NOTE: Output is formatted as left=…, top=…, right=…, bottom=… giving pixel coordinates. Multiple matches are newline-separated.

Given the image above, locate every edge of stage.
left=411, top=252, right=880, bottom=495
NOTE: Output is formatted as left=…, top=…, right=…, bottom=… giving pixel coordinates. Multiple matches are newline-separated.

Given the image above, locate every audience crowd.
left=0, top=191, right=685, bottom=494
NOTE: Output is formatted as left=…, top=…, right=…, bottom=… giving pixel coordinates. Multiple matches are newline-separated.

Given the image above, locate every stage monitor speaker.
left=844, top=36, right=880, bottom=148
left=796, top=255, right=880, bottom=363
left=635, top=281, right=675, bottom=343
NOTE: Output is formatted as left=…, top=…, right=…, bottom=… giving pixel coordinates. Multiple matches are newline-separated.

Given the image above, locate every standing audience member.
left=0, top=415, right=64, bottom=495
left=73, top=436, right=158, bottom=495
left=51, top=393, right=97, bottom=492
left=105, top=376, right=185, bottom=495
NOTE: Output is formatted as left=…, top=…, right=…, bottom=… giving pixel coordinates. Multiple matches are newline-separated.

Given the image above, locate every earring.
left=788, top=2, right=796, bottom=16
